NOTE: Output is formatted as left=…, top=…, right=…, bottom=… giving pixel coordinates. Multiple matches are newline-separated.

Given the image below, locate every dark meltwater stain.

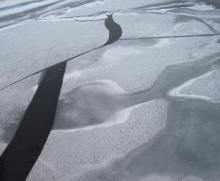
left=0, top=62, right=66, bottom=181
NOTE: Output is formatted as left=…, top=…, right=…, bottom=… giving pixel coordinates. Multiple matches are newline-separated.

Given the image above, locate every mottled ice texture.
left=138, top=175, right=205, bottom=181
left=54, top=79, right=133, bottom=131
left=171, top=69, right=220, bottom=102
left=0, top=0, right=175, bottom=29
left=115, top=12, right=219, bottom=38
left=0, top=74, right=40, bottom=144
left=1, top=0, right=220, bottom=181
left=28, top=100, right=167, bottom=181
left=39, top=0, right=173, bottom=19
left=61, top=36, right=220, bottom=93
left=28, top=37, right=220, bottom=180
left=0, top=0, right=62, bottom=18
left=0, top=20, right=108, bottom=89
left=1, top=2, right=219, bottom=90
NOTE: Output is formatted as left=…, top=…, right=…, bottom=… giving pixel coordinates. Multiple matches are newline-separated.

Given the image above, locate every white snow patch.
left=53, top=107, right=132, bottom=133
left=89, top=79, right=128, bottom=93
left=99, top=46, right=141, bottom=66
left=38, top=14, right=106, bottom=22
left=64, top=70, right=82, bottom=82
left=31, top=85, right=38, bottom=92
left=0, top=143, right=7, bottom=155
left=151, top=39, right=171, bottom=48
left=54, top=79, right=131, bottom=133
left=168, top=69, right=220, bottom=103
left=189, top=4, right=215, bottom=11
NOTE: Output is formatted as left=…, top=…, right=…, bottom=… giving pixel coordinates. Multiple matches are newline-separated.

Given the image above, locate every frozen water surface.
left=0, top=74, right=40, bottom=145
left=0, top=20, right=108, bottom=89
left=0, top=0, right=220, bottom=181
left=169, top=69, right=220, bottom=102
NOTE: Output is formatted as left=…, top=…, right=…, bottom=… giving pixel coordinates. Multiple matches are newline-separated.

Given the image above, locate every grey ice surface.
left=0, top=74, right=40, bottom=144
left=0, top=0, right=220, bottom=181
left=171, top=69, right=220, bottom=102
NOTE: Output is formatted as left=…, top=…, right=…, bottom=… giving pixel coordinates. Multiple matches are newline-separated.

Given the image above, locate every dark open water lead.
left=0, top=14, right=121, bottom=181
left=0, top=62, right=66, bottom=181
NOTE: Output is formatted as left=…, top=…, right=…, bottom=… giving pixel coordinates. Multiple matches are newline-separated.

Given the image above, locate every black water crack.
left=0, top=14, right=123, bottom=181
left=0, top=62, right=66, bottom=181
left=103, top=14, right=122, bottom=46
left=0, top=14, right=123, bottom=92
left=1, top=31, right=220, bottom=92
left=1, top=12, right=220, bottom=181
